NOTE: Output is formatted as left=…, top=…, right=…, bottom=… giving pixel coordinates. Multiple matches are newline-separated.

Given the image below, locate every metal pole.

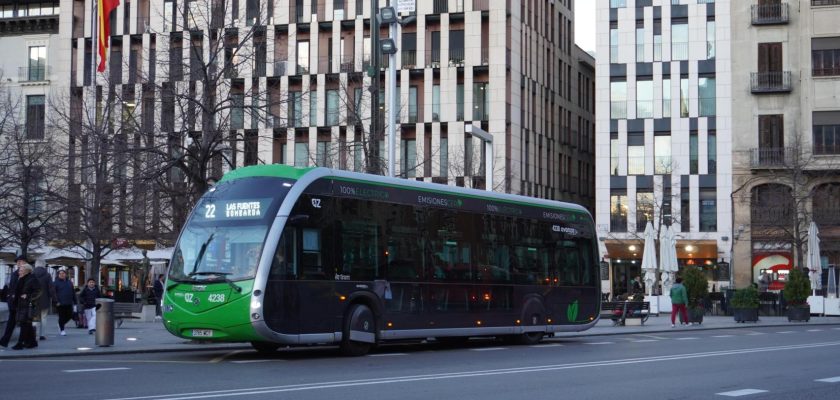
left=368, top=0, right=381, bottom=175
left=91, top=0, right=98, bottom=87
left=387, top=22, right=397, bottom=178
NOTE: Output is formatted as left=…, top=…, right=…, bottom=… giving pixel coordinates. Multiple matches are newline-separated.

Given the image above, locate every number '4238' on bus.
left=162, top=165, right=601, bottom=356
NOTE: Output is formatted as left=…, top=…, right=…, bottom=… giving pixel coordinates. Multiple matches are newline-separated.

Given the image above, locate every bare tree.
left=0, top=75, right=66, bottom=257
left=733, top=129, right=840, bottom=271
left=130, top=0, right=295, bottom=232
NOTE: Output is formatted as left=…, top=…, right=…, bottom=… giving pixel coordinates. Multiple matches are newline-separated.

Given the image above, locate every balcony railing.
left=610, top=101, right=627, bottom=119
left=426, top=49, right=442, bottom=68
left=340, top=56, right=354, bottom=73
left=814, top=208, right=840, bottom=225
left=434, top=0, right=448, bottom=14
left=751, top=3, right=789, bottom=25
left=812, top=0, right=840, bottom=6
left=401, top=50, right=417, bottom=68
left=449, top=48, right=465, bottom=66
left=814, top=144, right=840, bottom=155
left=480, top=47, right=489, bottom=65
left=751, top=71, right=792, bottom=93
left=18, top=66, right=50, bottom=82
left=751, top=206, right=793, bottom=226
left=750, top=147, right=793, bottom=168
left=274, top=60, right=290, bottom=76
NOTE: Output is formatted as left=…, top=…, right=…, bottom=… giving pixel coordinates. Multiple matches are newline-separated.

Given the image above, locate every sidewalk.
left=2, top=313, right=840, bottom=359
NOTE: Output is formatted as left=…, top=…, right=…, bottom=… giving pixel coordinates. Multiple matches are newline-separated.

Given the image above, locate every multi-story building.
left=596, top=0, right=732, bottom=297
left=730, top=0, right=840, bottom=290
left=57, top=0, right=595, bottom=227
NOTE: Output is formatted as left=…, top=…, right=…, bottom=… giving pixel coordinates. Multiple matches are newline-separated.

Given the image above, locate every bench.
left=113, top=302, right=143, bottom=327
left=600, top=301, right=650, bottom=326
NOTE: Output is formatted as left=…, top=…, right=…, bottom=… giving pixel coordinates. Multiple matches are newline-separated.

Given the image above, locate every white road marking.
left=64, top=367, right=131, bottom=373
left=712, top=335, right=734, bottom=338
left=676, top=337, right=699, bottom=340
left=470, top=347, right=507, bottom=352
left=230, top=360, right=277, bottom=364
left=815, top=376, right=840, bottom=383
left=585, top=342, right=614, bottom=345
left=636, top=334, right=667, bottom=339
left=716, top=389, right=768, bottom=397
left=631, top=339, right=659, bottom=343
left=776, top=331, right=795, bottom=334
left=807, top=329, right=823, bottom=332
left=368, top=353, right=409, bottom=357
left=102, top=341, right=840, bottom=400
left=530, top=343, right=564, bottom=348
left=745, top=332, right=765, bottom=336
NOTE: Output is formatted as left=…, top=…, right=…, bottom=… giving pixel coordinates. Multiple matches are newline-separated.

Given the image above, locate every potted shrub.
left=731, top=286, right=760, bottom=323
left=784, top=268, right=811, bottom=322
left=682, top=267, right=709, bottom=324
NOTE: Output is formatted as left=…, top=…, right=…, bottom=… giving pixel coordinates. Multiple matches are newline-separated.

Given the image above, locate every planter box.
left=824, top=298, right=840, bottom=316
left=733, top=308, right=759, bottom=323
left=688, top=307, right=704, bottom=325
left=808, top=296, right=825, bottom=315
left=787, top=305, right=810, bottom=322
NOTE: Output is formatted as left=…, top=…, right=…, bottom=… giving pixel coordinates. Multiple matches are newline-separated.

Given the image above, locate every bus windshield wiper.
left=188, top=271, right=242, bottom=293
left=189, top=233, right=215, bottom=276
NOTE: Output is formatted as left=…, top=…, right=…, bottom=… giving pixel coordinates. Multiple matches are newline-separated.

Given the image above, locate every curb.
left=2, top=321, right=839, bottom=360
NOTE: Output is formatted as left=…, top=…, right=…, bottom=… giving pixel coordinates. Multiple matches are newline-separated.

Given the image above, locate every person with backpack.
left=78, top=279, right=101, bottom=334
left=53, top=269, right=76, bottom=336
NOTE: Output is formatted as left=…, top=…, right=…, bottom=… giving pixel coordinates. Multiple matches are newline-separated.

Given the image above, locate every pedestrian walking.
left=33, top=264, right=54, bottom=340
left=0, top=255, right=24, bottom=348
left=53, top=269, right=76, bottom=336
left=79, top=279, right=101, bottom=334
left=12, top=263, right=41, bottom=350
left=670, top=277, right=689, bottom=327
left=153, top=274, right=165, bottom=319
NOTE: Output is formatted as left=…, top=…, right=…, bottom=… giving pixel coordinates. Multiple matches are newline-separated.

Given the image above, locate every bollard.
left=95, top=298, right=115, bottom=347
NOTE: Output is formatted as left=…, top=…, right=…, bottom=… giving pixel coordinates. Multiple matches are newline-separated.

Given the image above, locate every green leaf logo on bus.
left=567, top=300, right=579, bottom=323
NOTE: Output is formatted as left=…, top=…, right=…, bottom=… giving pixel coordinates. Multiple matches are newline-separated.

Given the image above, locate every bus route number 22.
left=204, top=204, right=216, bottom=219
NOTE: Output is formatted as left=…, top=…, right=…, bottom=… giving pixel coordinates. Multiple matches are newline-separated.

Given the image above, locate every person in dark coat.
left=79, top=279, right=101, bottom=334
left=33, top=264, right=54, bottom=340
left=0, top=255, right=24, bottom=348
left=13, top=263, right=41, bottom=350
left=53, top=269, right=76, bottom=336
left=153, top=274, right=165, bottom=318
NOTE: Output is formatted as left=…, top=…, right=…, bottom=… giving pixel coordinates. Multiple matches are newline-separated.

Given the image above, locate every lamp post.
left=465, top=124, right=493, bottom=191
left=378, top=7, right=415, bottom=178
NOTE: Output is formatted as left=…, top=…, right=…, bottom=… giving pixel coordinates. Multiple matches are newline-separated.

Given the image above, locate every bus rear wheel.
left=250, top=341, right=280, bottom=354
left=517, top=331, right=545, bottom=345
left=340, top=304, right=376, bottom=357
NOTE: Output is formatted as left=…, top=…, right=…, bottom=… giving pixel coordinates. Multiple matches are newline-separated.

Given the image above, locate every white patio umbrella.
left=659, top=224, right=676, bottom=294
left=806, top=222, right=822, bottom=294
left=641, top=222, right=658, bottom=296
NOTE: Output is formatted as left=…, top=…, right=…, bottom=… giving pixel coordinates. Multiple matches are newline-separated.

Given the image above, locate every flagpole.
left=91, top=0, right=98, bottom=87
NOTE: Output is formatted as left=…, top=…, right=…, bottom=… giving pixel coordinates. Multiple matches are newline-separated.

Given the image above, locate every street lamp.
left=465, top=124, right=493, bottom=191
left=378, top=7, right=415, bottom=178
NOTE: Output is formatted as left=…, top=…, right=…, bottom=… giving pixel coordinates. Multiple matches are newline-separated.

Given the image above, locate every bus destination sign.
left=196, top=198, right=273, bottom=221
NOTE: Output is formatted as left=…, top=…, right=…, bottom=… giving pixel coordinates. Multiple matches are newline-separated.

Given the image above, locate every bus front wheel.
left=250, top=341, right=280, bottom=354
left=517, top=331, right=545, bottom=345
left=340, top=304, right=376, bottom=356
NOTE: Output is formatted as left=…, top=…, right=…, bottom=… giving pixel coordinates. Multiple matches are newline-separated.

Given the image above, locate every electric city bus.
left=162, top=165, right=600, bottom=355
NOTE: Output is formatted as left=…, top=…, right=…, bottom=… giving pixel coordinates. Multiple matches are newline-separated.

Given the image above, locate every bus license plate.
left=192, top=329, right=213, bottom=337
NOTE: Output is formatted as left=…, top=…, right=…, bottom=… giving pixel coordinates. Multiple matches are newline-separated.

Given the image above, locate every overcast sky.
left=575, top=1, right=597, bottom=54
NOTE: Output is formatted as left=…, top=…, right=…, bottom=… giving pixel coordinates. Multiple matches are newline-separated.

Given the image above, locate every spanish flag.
left=97, top=0, right=121, bottom=72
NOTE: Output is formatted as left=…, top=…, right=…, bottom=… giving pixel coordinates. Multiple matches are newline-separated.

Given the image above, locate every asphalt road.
left=3, top=326, right=840, bottom=400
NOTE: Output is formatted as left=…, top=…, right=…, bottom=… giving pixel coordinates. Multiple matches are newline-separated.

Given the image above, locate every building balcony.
left=0, top=14, right=59, bottom=35
left=750, top=147, right=793, bottom=168
left=751, top=3, right=790, bottom=25
left=814, top=209, right=840, bottom=225
left=18, top=66, right=50, bottom=82
left=401, top=50, right=417, bottom=69
left=751, top=206, right=792, bottom=226
left=812, top=0, right=840, bottom=6
left=751, top=71, right=792, bottom=93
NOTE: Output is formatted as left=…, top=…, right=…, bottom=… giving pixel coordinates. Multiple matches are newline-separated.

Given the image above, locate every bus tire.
left=250, top=341, right=280, bottom=354
left=517, top=331, right=545, bottom=345
left=340, top=304, right=375, bottom=357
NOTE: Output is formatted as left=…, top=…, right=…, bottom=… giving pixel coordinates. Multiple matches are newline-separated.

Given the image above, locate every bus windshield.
left=169, top=177, right=290, bottom=283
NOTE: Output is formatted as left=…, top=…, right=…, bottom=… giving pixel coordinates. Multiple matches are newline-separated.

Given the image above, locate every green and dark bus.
left=162, top=165, right=600, bottom=355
